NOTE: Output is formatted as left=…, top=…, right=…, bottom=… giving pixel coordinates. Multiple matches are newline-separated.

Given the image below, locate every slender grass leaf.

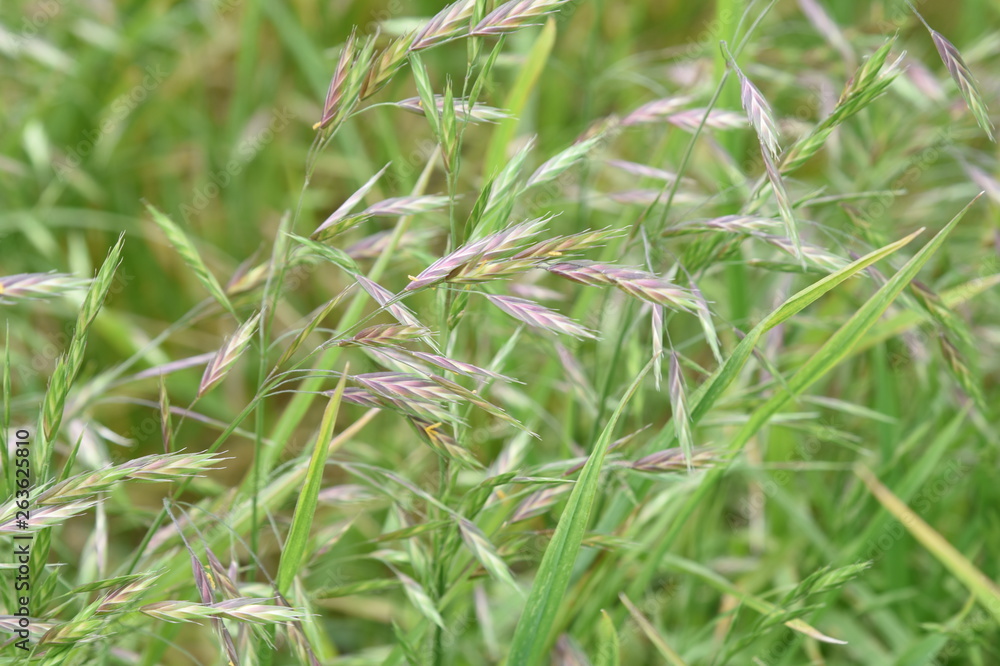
left=276, top=370, right=348, bottom=595
left=507, top=360, right=652, bottom=665
left=856, top=465, right=1000, bottom=624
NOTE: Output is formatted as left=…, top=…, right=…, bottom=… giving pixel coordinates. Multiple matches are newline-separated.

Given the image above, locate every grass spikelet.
left=937, top=332, right=987, bottom=411
left=198, top=312, right=261, bottom=398
left=509, top=485, right=571, bottom=523
left=485, top=294, right=596, bottom=339
left=389, top=566, right=445, bottom=628
left=410, top=417, right=481, bottom=466
left=651, top=304, right=664, bottom=388
left=158, top=378, right=171, bottom=453
left=140, top=598, right=307, bottom=625
left=547, top=260, right=640, bottom=287
left=338, top=387, right=385, bottom=409
left=630, top=447, right=718, bottom=473
left=336, top=324, right=430, bottom=347
left=39, top=619, right=104, bottom=645
left=349, top=370, right=515, bottom=429
left=356, top=275, right=426, bottom=330
left=0, top=272, right=90, bottom=304
left=376, top=347, right=512, bottom=381
left=910, top=2, right=996, bottom=141
left=760, top=144, right=803, bottom=262
left=428, top=373, right=524, bottom=427
left=144, top=203, right=235, bottom=316
left=404, top=217, right=549, bottom=291
left=723, top=41, right=781, bottom=159
left=361, top=32, right=414, bottom=101
left=225, top=254, right=270, bottom=296
left=360, top=194, right=451, bottom=218
left=347, top=229, right=429, bottom=259
left=513, top=227, right=620, bottom=260
left=204, top=549, right=242, bottom=601
left=664, top=108, right=746, bottom=132
left=172, top=516, right=241, bottom=666
left=471, top=0, right=570, bottom=37
left=758, top=234, right=846, bottom=270
left=445, top=257, right=542, bottom=285
left=0, top=498, right=98, bottom=534
left=313, top=164, right=390, bottom=238
left=606, top=158, right=685, bottom=183
left=457, top=518, right=521, bottom=591
left=353, top=372, right=462, bottom=403
left=412, top=0, right=477, bottom=50
left=621, top=96, right=693, bottom=126
left=35, top=452, right=224, bottom=504
left=523, top=133, right=606, bottom=189
left=668, top=353, right=694, bottom=472
left=691, top=215, right=782, bottom=234
left=41, top=233, right=125, bottom=455
left=395, top=95, right=513, bottom=123
left=781, top=36, right=903, bottom=172
left=96, top=573, right=163, bottom=613
left=481, top=137, right=536, bottom=224
left=274, top=289, right=352, bottom=370
left=549, top=262, right=701, bottom=311
left=314, top=28, right=360, bottom=131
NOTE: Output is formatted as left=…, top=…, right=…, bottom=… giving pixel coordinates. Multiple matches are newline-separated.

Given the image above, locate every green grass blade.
left=685, top=226, right=923, bottom=433
left=856, top=465, right=1000, bottom=624
left=631, top=199, right=976, bottom=605
left=275, top=370, right=348, bottom=595
left=728, top=195, right=980, bottom=455
left=620, top=593, right=689, bottom=665
left=506, top=360, right=652, bottom=666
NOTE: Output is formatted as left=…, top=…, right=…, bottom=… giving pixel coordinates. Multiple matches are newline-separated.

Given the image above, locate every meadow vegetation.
left=1, top=0, right=999, bottom=663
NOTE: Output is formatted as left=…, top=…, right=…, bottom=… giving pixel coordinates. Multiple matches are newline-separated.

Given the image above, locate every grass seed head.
left=471, top=0, right=570, bottom=36
left=0, top=272, right=90, bottom=303
left=485, top=294, right=597, bottom=339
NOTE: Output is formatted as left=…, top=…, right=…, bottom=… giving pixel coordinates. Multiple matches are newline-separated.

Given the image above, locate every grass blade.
left=619, top=593, right=688, bottom=665
left=507, top=360, right=652, bottom=665
left=856, top=465, right=1000, bottom=624
left=275, top=370, right=348, bottom=595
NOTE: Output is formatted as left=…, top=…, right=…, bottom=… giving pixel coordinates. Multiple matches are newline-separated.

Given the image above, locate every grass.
left=1, top=0, right=999, bottom=664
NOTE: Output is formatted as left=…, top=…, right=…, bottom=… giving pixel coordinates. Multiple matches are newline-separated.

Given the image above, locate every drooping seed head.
left=471, top=0, right=570, bottom=37
left=485, top=294, right=596, bottom=339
